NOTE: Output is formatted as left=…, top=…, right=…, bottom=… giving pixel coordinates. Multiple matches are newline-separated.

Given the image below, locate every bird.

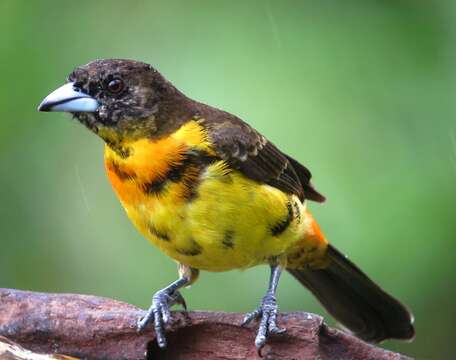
left=38, top=59, right=415, bottom=351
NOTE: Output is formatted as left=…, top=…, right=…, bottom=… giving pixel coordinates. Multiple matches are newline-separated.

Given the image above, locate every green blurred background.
left=1, top=0, right=454, bottom=358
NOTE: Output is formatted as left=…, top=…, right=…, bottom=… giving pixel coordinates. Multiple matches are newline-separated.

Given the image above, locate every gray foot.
left=137, top=289, right=186, bottom=348
left=242, top=292, right=286, bottom=353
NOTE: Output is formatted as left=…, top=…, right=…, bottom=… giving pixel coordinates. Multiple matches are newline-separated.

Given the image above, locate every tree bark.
left=0, top=288, right=411, bottom=360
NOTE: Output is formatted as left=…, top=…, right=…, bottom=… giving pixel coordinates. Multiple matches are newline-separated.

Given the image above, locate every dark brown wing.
left=201, top=115, right=325, bottom=203
left=285, top=154, right=326, bottom=202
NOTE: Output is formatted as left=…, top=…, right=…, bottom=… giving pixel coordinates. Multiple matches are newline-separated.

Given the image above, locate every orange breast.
left=104, top=120, right=213, bottom=206
left=105, top=138, right=186, bottom=205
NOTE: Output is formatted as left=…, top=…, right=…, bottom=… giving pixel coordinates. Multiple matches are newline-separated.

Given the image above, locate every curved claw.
left=243, top=292, right=286, bottom=353
left=267, top=311, right=286, bottom=334
left=169, top=290, right=187, bottom=311
left=136, top=289, right=187, bottom=348
left=137, top=311, right=153, bottom=332
left=269, top=324, right=287, bottom=334
left=241, top=307, right=262, bottom=326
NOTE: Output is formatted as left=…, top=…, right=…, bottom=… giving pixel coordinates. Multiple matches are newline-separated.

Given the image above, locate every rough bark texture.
left=0, top=288, right=412, bottom=360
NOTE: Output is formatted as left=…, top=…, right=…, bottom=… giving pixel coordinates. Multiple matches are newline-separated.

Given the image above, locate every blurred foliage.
left=1, top=0, right=455, bottom=358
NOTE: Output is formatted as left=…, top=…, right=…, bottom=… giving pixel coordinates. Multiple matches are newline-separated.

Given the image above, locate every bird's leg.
left=137, top=264, right=199, bottom=348
left=242, top=261, right=286, bottom=352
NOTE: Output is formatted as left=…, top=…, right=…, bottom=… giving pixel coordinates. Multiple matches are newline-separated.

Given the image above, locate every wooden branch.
left=0, top=288, right=411, bottom=360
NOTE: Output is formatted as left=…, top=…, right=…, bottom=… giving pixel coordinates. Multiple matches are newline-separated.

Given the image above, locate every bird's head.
left=38, top=59, right=187, bottom=145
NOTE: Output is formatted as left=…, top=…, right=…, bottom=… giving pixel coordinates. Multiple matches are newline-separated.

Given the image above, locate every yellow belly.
left=103, top=120, right=326, bottom=272
left=124, top=162, right=307, bottom=271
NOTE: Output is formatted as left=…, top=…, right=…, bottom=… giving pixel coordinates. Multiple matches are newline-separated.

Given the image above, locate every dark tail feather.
left=288, top=244, right=415, bottom=343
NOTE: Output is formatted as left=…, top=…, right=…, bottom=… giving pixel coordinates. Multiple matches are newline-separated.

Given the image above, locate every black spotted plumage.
left=142, top=149, right=217, bottom=197
left=39, top=59, right=415, bottom=348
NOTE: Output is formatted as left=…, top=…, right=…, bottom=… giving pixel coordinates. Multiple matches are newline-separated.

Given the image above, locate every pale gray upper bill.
left=37, top=82, right=100, bottom=112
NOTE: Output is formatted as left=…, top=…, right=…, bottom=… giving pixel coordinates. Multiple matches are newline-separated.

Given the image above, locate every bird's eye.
left=107, top=79, right=124, bottom=94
